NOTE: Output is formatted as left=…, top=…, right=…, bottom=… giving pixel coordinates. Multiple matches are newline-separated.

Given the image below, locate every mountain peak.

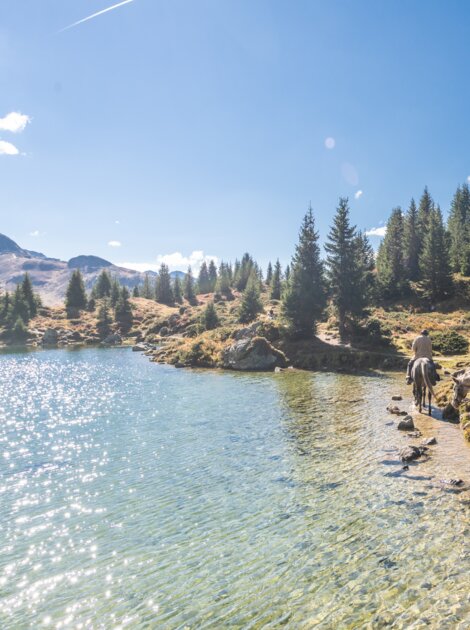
left=0, top=233, right=28, bottom=256
left=67, top=255, right=112, bottom=270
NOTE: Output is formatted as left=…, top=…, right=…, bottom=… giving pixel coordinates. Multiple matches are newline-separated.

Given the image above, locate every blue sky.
left=2, top=0, right=470, bottom=272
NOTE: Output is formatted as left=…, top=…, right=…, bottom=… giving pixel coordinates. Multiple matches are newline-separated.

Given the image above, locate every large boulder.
left=42, top=328, right=59, bottom=345
left=222, top=336, right=287, bottom=371
left=397, top=415, right=415, bottom=431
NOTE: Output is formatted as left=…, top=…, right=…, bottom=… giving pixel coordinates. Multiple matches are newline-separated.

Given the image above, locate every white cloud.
left=30, top=230, right=40, bottom=237
left=324, top=136, right=335, bottom=149
left=365, top=226, right=387, bottom=237
left=108, top=240, right=122, bottom=247
left=0, top=112, right=31, bottom=133
left=467, top=175, right=470, bottom=183
left=118, top=250, right=219, bottom=274
left=354, top=190, right=363, bottom=200
left=0, top=140, right=19, bottom=155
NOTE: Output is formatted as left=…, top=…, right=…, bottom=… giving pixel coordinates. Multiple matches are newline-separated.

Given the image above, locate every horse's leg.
left=418, top=385, right=422, bottom=413
left=428, top=389, right=432, bottom=415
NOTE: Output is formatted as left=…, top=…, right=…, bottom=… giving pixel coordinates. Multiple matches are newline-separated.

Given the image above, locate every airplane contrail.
left=59, top=0, right=135, bottom=32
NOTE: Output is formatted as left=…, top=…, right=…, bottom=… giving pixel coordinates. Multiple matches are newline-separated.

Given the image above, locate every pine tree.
left=284, top=264, right=290, bottom=282
left=270, top=259, right=282, bottom=300
left=420, top=207, right=453, bottom=302
left=216, top=263, right=232, bottom=298
left=114, top=286, right=133, bottom=332
left=448, top=183, right=470, bottom=274
left=353, top=231, right=375, bottom=311
left=417, top=186, right=434, bottom=254
left=12, top=316, right=28, bottom=341
left=183, top=266, right=196, bottom=302
left=0, top=292, right=10, bottom=325
left=202, top=301, right=220, bottom=330
left=65, top=270, right=87, bottom=314
left=404, top=198, right=420, bottom=281
left=93, top=270, right=112, bottom=298
left=142, top=273, right=153, bottom=299
left=110, top=277, right=121, bottom=307
left=132, top=285, right=140, bottom=298
left=97, top=301, right=112, bottom=339
left=21, top=273, right=38, bottom=317
left=325, top=198, right=362, bottom=338
left=197, top=262, right=211, bottom=294
left=173, top=276, right=183, bottom=304
left=208, top=260, right=218, bottom=292
left=156, top=264, right=174, bottom=305
left=239, top=272, right=263, bottom=323
left=282, top=206, right=326, bottom=337
left=376, top=208, right=407, bottom=299
left=266, top=262, right=273, bottom=286
left=234, top=253, right=255, bottom=291
left=10, top=284, right=30, bottom=324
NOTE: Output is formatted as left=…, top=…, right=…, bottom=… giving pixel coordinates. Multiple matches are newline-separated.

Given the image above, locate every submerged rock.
left=398, top=445, right=422, bottom=462
left=223, top=336, right=287, bottom=371
left=387, top=405, right=408, bottom=416
left=422, top=437, right=437, bottom=446
left=397, top=415, right=415, bottom=431
left=440, top=478, right=464, bottom=486
left=391, top=395, right=403, bottom=401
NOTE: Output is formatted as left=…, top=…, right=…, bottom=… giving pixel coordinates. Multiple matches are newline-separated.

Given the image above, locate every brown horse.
left=411, top=358, right=435, bottom=415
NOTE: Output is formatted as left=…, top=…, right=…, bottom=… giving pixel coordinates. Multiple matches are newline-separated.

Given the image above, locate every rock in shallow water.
left=222, top=336, right=287, bottom=371
left=398, top=445, right=422, bottom=462
left=397, top=415, right=415, bottom=431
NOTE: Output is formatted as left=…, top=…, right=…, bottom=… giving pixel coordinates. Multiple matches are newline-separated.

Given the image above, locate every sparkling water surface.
left=1, top=347, right=470, bottom=629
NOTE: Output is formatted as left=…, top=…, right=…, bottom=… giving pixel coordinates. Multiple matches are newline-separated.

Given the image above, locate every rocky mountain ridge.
left=0, top=233, right=177, bottom=305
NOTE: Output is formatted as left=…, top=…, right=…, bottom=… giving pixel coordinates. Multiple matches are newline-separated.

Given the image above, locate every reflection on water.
left=0, top=348, right=469, bottom=628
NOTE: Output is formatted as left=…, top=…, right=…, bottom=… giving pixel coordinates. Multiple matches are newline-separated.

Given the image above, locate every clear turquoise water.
left=0, top=348, right=470, bottom=629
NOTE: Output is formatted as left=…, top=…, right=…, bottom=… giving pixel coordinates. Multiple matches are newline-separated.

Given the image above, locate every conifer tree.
left=239, top=272, right=263, bottom=323
left=12, top=316, right=28, bottom=341
left=173, top=276, right=183, bottom=304
left=110, top=277, right=121, bottom=307
left=325, top=198, right=362, bottom=338
left=208, top=260, right=218, bottom=292
left=216, top=264, right=232, bottom=298
left=404, top=198, right=420, bottom=281
left=376, top=208, right=407, bottom=299
left=10, top=284, right=30, bottom=324
left=132, top=285, right=140, bottom=298
left=183, top=266, right=196, bottom=302
left=202, top=301, right=220, bottom=330
left=284, top=264, right=290, bottom=283
left=448, top=183, right=470, bottom=274
left=266, top=262, right=273, bottom=286
left=21, top=273, right=38, bottom=317
left=93, top=270, right=112, bottom=298
left=97, top=301, right=112, bottom=339
left=65, top=270, right=87, bottom=313
left=142, top=273, right=153, bottom=299
left=0, top=292, right=10, bottom=324
left=417, top=186, right=434, bottom=254
left=114, top=287, right=133, bottom=332
left=197, top=262, right=211, bottom=294
left=420, top=207, right=453, bottom=302
left=156, top=264, right=174, bottom=305
left=353, top=231, right=376, bottom=311
left=234, top=253, right=255, bottom=291
left=270, top=259, right=282, bottom=300
left=282, top=206, right=325, bottom=337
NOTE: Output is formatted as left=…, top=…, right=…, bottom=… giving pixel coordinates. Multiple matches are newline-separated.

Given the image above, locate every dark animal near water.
left=451, top=368, right=470, bottom=410
left=411, top=357, right=435, bottom=415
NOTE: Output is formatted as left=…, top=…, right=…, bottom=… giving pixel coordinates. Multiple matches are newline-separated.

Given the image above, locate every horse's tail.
left=422, top=360, right=435, bottom=399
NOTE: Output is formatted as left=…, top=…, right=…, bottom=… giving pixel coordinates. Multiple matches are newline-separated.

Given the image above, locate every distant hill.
left=0, top=233, right=182, bottom=305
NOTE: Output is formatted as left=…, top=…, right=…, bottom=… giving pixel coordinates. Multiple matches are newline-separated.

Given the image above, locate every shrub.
left=432, top=330, right=469, bottom=355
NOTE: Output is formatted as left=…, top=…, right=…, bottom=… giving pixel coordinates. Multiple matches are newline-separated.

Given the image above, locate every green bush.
left=432, top=330, right=469, bottom=355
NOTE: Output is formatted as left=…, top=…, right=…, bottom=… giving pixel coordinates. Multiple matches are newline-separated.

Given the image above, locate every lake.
left=1, top=348, right=469, bottom=628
